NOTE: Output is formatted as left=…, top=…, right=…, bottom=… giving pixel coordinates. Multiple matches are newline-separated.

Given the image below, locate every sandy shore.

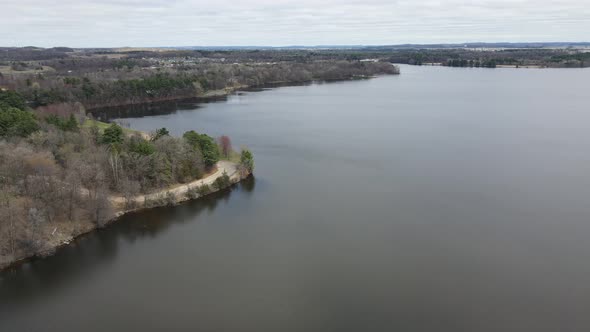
left=110, top=160, right=241, bottom=211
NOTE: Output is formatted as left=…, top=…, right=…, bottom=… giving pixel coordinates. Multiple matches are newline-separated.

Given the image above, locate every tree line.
left=386, top=48, right=590, bottom=68
left=1, top=53, right=399, bottom=109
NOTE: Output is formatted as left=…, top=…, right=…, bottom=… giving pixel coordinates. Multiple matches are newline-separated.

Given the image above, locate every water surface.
left=2, top=65, right=590, bottom=331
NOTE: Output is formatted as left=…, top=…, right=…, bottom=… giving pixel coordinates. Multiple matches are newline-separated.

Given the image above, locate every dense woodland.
left=0, top=89, right=254, bottom=267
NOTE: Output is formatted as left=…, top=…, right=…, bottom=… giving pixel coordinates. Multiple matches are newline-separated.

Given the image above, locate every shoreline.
left=85, top=74, right=394, bottom=113
left=0, top=161, right=251, bottom=271
left=394, top=62, right=588, bottom=69
left=1, top=71, right=392, bottom=271
left=85, top=85, right=246, bottom=111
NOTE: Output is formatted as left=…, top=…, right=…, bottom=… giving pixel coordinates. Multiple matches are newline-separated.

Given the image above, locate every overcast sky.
left=1, top=0, right=589, bottom=47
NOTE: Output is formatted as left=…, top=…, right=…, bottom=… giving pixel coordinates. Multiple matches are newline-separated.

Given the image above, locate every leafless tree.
left=218, top=135, right=232, bottom=158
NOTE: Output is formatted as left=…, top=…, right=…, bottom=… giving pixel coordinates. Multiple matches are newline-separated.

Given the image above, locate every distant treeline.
left=0, top=47, right=73, bottom=61
left=385, top=48, right=590, bottom=68
left=446, top=59, right=498, bottom=68
left=3, top=45, right=585, bottom=113
left=0, top=48, right=399, bottom=109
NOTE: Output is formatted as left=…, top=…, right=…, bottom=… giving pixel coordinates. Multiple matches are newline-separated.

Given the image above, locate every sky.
left=1, top=0, right=589, bottom=47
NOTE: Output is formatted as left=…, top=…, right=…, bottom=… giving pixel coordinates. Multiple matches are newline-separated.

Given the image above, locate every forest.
left=1, top=46, right=585, bottom=115
left=0, top=89, right=254, bottom=268
left=384, top=48, right=590, bottom=67
left=0, top=48, right=400, bottom=109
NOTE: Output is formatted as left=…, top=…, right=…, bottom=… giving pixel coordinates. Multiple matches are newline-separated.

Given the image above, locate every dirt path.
left=110, top=160, right=239, bottom=208
left=0, top=161, right=246, bottom=270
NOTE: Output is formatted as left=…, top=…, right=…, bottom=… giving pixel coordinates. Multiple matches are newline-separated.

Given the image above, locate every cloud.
left=0, top=0, right=588, bottom=47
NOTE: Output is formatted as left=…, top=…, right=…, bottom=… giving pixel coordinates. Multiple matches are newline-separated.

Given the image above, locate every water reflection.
left=89, top=95, right=230, bottom=122
left=0, top=180, right=255, bottom=309
left=241, top=175, right=256, bottom=194
left=88, top=81, right=320, bottom=122
left=0, top=232, right=120, bottom=311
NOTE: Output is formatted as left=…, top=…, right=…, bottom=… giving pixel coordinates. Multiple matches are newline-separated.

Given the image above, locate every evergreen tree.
left=0, top=107, right=39, bottom=137
left=240, top=149, right=254, bottom=173
left=183, top=130, right=220, bottom=167
left=0, top=90, right=26, bottom=110
left=151, top=127, right=170, bottom=141
left=102, top=123, right=124, bottom=145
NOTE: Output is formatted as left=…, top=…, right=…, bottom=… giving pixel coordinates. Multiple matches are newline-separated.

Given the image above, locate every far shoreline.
left=86, top=72, right=398, bottom=117
left=393, top=62, right=589, bottom=69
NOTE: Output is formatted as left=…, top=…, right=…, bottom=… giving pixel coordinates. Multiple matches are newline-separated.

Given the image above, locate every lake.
left=2, top=65, right=590, bottom=331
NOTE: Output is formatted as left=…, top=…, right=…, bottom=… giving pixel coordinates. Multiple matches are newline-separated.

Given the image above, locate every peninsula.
left=0, top=88, right=253, bottom=269
left=0, top=47, right=400, bottom=269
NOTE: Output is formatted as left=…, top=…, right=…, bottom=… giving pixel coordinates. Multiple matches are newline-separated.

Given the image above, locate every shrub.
left=187, top=184, right=211, bottom=199
left=212, top=172, right=231, bottom=190
left=165, top=191, right=176, bottom=206
left=196, top=184, right=211, bottom=196
left=45, top=114, right=79, bottom=132
left=186, top=187, right=199, bottom=199
left=151, top=127, right=169, bottom=141
left=128, top=136, right=155, bottom=156
left=144, top=191, right=177, bottom=208
left=144, top=193, right=167, bottom=208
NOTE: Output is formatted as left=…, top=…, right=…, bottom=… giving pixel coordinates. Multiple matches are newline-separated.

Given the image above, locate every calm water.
left=2, top=65, right=590, bottom=331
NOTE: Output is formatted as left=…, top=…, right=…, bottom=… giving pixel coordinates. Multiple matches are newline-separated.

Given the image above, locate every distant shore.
left=86, top=74, right=390, bottom=112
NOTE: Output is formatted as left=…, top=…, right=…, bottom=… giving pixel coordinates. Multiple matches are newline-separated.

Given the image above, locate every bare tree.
left=107, top=147, right=122, bottom=188
left=64, top=168, right=82, bottom=221
left=218, top=135, right=232, bottom=158
left=87, top=184, right=113, bottom=227
left=119, top=178, right=140, bottom=210
left=0, top=188, right=17, bottom=257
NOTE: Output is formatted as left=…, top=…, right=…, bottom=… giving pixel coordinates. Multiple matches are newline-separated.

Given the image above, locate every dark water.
left=2, top=65, right=590, bottom=331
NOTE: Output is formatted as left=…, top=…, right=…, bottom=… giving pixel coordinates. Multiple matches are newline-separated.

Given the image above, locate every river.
left=2, top=65, right=590, bottom=331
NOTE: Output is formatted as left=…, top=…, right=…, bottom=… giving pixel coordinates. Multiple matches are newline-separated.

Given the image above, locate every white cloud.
left=0, top=0, right=588, bottom=47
